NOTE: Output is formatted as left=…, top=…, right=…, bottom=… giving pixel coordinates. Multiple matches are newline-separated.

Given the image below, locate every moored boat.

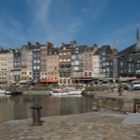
left=50, top=87, right=84, bottom=96
left=0, top=89, right=11, bottom=97
left=5, top=91, right=22, bottom=96
left=0, top=89, right=6, bottom=94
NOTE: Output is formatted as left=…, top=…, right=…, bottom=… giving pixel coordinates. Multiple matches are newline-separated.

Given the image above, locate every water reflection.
left=0, top=95, right=93, bottom=123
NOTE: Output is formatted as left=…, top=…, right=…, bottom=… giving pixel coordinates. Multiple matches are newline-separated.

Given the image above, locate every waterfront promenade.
left=0, top=90, right=140, bottom=140
left=0, top=111, right=140, bottom=140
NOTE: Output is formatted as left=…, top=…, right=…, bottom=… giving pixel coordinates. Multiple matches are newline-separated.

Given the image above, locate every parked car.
left=132, top=80, right=140, bottom=90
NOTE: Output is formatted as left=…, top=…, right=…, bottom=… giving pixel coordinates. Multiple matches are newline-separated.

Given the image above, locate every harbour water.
left=0, top=95, right=93, bottom=123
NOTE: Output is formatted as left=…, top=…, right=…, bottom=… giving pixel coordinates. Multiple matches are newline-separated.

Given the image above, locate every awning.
left=118, top=78, right=129, bottom=82
left=47, top=80, right=58, bottom=82
left=99, top=78, right=113, bottom=81
left=19, top=80, right=32, bottom=84
left=0, top=80, right=7, bottom=83
left=40, top=79, right=47, bottom=83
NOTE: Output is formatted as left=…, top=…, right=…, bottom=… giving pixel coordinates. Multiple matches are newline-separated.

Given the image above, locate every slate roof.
left=118, top=44, right=136, bottom=56
left=95, top=45, right=112, bottom=55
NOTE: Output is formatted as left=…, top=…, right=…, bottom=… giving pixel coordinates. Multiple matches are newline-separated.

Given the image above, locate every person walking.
left=118, top=83, right=123, bottom=96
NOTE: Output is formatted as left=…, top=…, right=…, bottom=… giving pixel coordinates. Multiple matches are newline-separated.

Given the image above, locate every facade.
left=12, top=49, right=21, bottom=82
left=47, top=48, right=59, bottom=84
left=40, top=42, right=53, bottom=83
left=1, top=26, right=140, bottom=86
left=98, top=45, right=112, bottom=77
left=7, top=49, right=14, bottom=86
left=83, top=51, right=93, bottom=77
left=118, top=51, right=140, bottom=78
left=21, top=42, right=33, bottom=80
left=40, top=45, right=48, bottom=83
left=0, top=41, right=119, bottom=86
left=113, top=56, right=119, bottom=78
left=0, top=49, right=14, bottom=86
left=71, top=45, right=86, bottom=84
left=59, top=43, right=72, bottom=85
left=92, top=54, right=100, bottom=78
left=0, top=49, right=8, bottom=85
left=32, top=42, right=41, bottom=82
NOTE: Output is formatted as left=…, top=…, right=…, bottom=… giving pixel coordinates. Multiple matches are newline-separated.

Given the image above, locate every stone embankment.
left=0, top=111, right=140, bottom=140
left=23, top=90, right=51, bottom=95
left=83, top=90, right=140, bottom=113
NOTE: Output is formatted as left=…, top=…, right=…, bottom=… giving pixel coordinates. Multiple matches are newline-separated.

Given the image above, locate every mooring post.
left=31, top=105, right=42, bottom=126
left=134, top=103, right=140, bottom=113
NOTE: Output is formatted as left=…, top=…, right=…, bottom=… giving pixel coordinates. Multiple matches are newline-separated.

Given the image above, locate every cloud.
left=0, top=17, right=25, bottom=48
left=0, top=0, right=109, bottom=48
left=26, top=0, right=108, bottom=46
left=27, top=0, right=52, bottom=24
left=98, top=24, right=136, bottom=51
left=26, top=0, right=85, bottom=46
left=81, top=0, right=108, bottom=20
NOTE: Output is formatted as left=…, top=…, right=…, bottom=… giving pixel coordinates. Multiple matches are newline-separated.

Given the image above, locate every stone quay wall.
left=84, top=91, right=140, bottom=113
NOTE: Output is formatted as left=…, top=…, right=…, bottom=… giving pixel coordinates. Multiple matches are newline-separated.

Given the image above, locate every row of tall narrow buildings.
left=0, top=27, right=140, bottom=86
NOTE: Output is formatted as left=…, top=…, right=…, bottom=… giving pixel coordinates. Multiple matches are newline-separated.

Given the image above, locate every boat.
left=50, top=88, right=68, bottom=96
left=50, top=87, right=84, bottom=96
left=0, top=89, right=6, bottom=94
left=0, top=89, right=11, bottom=97
left=4, top=91, right=22, bottom=96
left=50, top=91, right=69, bottom=96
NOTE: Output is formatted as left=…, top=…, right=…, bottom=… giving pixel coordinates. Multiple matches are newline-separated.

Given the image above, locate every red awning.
left=47, top=80, right=58, bottom=82
left=40, top=80, right=47, bottom=83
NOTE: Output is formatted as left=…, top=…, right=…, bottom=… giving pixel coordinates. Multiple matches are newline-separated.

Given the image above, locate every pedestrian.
left=118, top=83, right=123, bottom=96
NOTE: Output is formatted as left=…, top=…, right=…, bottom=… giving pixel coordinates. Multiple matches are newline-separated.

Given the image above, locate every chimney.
left=92, top=44, right=98, bottom=53
left=27, top=41, right=32, bottom=46
left=47, top=42, right=53, bottom=52
left=35, top=42, right=40, bottom=46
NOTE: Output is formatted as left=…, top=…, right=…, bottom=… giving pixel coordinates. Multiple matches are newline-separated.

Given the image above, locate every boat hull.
left=5, top=91, right=22, bottom=96
left=50, top=90, right=83, bottom=96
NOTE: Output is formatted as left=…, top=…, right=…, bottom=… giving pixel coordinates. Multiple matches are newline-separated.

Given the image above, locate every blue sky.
left=0, top=0, right=140, bottom=51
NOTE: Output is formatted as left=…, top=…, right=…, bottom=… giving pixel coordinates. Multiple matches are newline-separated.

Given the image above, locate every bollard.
left=31, top=105, right=42, bottom=126
left=134, top=103, right=140, bottom=113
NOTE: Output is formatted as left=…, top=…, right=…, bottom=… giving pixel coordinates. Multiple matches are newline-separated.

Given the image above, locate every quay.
left=0, top=111, right=140, bottom=140
left=0, top=91, right=140, bottom=140
left=85, top=90, right=140, bottom=113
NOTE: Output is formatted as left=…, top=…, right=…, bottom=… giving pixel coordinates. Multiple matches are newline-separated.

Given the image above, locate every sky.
left=0, top=0, right=140, bottom=51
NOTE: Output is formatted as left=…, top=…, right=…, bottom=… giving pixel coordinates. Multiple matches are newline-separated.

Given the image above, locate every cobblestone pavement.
left=0, top=112, right=140, bottom=140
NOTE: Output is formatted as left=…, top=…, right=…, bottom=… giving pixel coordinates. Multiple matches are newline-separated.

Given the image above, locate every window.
left=89, top=72, right=92, bottom=76
left=74, top=67, right=79, bottom=70
left=33, top=66, right=36, bottom=69
left=72, top=55, right=76, bottom=59
left=120, top=62, right=123, bottom=66
left=102, top=52, right=106, bottom=55
left=75, top=61, right=79, bottom=65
